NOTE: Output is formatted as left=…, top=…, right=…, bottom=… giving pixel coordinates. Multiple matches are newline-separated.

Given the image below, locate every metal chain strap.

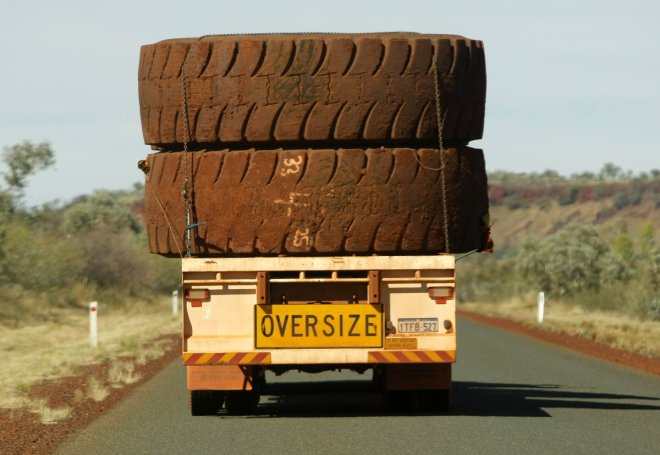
left=180, top=51, right=193, bottom=257
left=180, top=35, right=223, bottom=257
left=432, top=55, right=451, bottom=254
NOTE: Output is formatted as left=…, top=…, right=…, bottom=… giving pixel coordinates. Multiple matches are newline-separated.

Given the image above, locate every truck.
left=137, top=32, right=489, bottom=415
left=182, top=254, right=456, bottom=415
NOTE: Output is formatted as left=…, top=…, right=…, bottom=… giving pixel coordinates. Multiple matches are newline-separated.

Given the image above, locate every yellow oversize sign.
left=255, top=304, right=383, bottom=348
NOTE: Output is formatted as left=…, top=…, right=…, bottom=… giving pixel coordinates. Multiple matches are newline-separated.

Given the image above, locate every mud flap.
left=385, top=363, right=451, bottom=390
left=187, top=365, right=255, bottom=391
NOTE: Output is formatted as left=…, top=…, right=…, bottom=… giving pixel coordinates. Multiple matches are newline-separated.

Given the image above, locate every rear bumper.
left=183, top=349, right=456, bottom=365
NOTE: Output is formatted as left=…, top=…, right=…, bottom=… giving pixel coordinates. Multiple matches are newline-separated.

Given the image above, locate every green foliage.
left=516, top=225, right=630, bottom=297
left=639, top=222, right=655, bottom=255
left=65, top=190, right=141, bottom=233
left=456, top=256, right=519, bottom=302
left=489, top=164, right=659, bottom=186
left=612, top=181, right=644, bottom=209
left=0, top=220, right=84, bottom=292
left=598, top=162, right=625, bottom=181
left=503, top=194, right=530, bottom=209
left=73, top=225, right=178, bottom=294
left=0, top=191, right=12, bottom=214
left=460, top=222, right=658, bottom=320
left=467, top=165, right=659, bottom=321
left=637, top=244, right=660, bottom=320
left=1, top=141, right=54, bottom=204
left=0, top=141, right=179, bottom=326
left=76, top=226, right=146, bottom=291
left=557, top=187, right=579, bottom=206
left=612, top=232, right=634, bottom=263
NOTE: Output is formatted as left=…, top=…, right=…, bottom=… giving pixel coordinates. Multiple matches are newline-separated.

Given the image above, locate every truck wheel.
left=225, top=388, right=260, bottom=415
left=385, top=390, right=417, bottom=413
left=418, top=389, right=451, bottom=413
left=138, top=33, right=485, bottom=149
left=189, top=390, right=224, bottom=416
left=143, top=146, right=489, bottom=256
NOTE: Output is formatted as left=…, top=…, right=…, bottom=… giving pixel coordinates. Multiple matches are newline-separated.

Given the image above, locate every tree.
left=612, top=232, right=635, bottom=263
left=598, top=163, right=623, bottom=181
left=1, top=141, right=55, bottom=211
left=65, top=190, right=141, bottom=233
left=1, top=141, right=56, bottom=278
left=639, top=222, right=656, bottom=256
left=517, top=225, right=630, bottom=296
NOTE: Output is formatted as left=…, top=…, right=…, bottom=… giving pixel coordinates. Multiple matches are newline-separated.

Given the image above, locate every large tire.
left=189, top=390, right=224, bottom=416
left=225, top=389, right=261, bottom=416
left=138, top=33, right=486, bottom=149
left=418, top=389, right=451, bottom=413
left=143, top=146, right=489, bottom=257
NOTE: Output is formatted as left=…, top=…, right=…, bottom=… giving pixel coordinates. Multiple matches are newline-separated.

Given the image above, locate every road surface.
left=57, top=317, right=660, bottom=454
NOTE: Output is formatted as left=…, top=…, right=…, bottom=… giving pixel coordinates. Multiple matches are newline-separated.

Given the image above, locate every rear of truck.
left=183, top=255, right=456, bottom=415
left=136, top=34, right=490, bottom=415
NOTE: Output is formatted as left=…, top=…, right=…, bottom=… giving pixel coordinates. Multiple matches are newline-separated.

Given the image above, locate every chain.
left=432, top=55, right=451, bottom=254
left=180, top=35, right=223, bottom=257
left=181, top=48, right=193, bottom=257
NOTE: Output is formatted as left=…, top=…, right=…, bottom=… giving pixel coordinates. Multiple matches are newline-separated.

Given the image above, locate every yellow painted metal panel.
left=255, top=304, right=383, bottom=348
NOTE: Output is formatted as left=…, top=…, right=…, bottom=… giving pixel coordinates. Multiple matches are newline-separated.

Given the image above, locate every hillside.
left=455, top=168, right=659, bottom=323
left=486, top=174, right=659, bottom=252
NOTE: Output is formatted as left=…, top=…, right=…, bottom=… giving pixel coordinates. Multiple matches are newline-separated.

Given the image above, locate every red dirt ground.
left=0, top=335, right=180, bottom=455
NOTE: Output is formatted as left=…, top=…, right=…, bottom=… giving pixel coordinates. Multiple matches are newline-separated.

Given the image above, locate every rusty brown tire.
left=143, top=146, right=489, bottom=257
left=138, top=33, right=486, bottom=150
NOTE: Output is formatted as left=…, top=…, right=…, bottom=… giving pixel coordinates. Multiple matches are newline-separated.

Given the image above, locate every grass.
left=108, top=361, right=142, bottom=388
left=0, top=298, right=179, bottom=417
left=460, top=294, right=660, bottom=358
left=86, top=377, right=110, bottom=402
left=28, top=399, right=73, bottom=425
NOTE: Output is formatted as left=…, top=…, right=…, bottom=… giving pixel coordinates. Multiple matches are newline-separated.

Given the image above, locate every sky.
left=1, top=0, right=658, bottom=207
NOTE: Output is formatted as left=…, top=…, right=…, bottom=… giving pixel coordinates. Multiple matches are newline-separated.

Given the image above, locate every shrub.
left=456, top=251, right=522, bottom=303
left=558, top=187, right=579, bottom=206
left=75, top=226, right=149, bottom=293
left=0, top=221, right=84, bottom=291
left=612, top=181, right=644, bottom=210
left=65, top=190, right=141, bottom=234
left=516, top=225, right=630, bottom=297
left=503, top=194, right=530, bottom=210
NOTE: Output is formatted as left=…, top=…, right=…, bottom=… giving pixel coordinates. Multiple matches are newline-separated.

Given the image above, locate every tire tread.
left=138, top=34, right=486, bottom=148
left=144, top=146, right=488, bottom=256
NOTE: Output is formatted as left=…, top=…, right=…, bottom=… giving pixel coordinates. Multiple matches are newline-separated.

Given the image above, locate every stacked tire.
left=138, top=33, right=489, bottom=257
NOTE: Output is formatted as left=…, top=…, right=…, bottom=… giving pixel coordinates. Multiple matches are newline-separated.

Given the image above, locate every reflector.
left=428, top=287, right=454, bottom=299
left=185, top=288, right=210, bottom=300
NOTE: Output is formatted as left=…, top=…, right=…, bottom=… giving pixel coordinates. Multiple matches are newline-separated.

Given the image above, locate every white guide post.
left=537, top=292, right=545, bottom=323
left=89, top=301, right=98, bottom=347
left=172, top=290, right=179, bottom=316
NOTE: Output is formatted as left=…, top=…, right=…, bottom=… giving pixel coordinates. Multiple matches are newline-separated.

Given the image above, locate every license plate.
left=255, top=304, right=383, bottom=348
left=398, top=318, right=439, bottom=333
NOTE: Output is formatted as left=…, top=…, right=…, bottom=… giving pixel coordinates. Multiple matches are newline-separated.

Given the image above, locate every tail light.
left=428, top=286, right=454, bottom=304
left=185, top=288, right=210, bottom=307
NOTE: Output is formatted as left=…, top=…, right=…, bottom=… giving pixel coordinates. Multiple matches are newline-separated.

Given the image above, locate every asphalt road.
left=57, top=317, right=660, bottom=454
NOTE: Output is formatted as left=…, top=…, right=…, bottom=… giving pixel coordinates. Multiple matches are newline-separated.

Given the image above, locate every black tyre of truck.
left=189, top=390, right=224, bottom=416
left=138, top=33, right=486, bottom=149
left=385, top=390, right=417, bottom=413
left=417, top=389, right=451, bottom=413
left=143, top=146, right=489, bottom=257
left=225, top=388, right=261, bottom=415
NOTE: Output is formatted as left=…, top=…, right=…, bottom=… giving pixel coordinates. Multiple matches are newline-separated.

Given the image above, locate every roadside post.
left=537, top=292, right=545, bottom=323
left=89, top=301, right=98, bottom=347
left=172, top=290, right=179, bottom=316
